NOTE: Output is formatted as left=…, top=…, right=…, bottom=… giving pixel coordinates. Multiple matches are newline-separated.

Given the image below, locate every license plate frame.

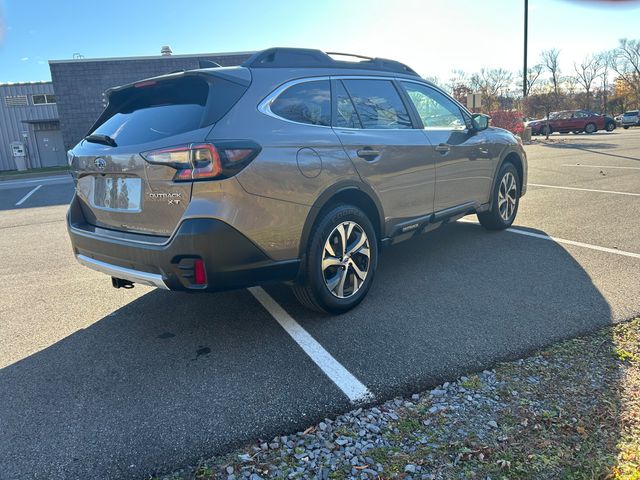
left=92, top=176, right=142, bottom=212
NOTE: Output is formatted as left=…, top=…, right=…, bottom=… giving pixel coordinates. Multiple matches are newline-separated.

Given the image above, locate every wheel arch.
left=298, top=181, right=384, bottom=259
left=491, top=149, right=525, bottom=202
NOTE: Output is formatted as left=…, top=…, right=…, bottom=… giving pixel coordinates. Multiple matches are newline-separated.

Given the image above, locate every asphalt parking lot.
left=1, top=129, right=639, bottom=480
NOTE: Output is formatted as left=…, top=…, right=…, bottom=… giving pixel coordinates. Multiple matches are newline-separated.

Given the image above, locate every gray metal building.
left=0, top=82, right=67, bottom=171
left=49, top=50, right=253, bottom=152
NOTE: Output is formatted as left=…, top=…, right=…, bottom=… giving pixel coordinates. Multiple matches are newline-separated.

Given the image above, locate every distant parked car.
left=527, top=110, right=615, bottom=135
left=621, top=110, right=640, bottom=129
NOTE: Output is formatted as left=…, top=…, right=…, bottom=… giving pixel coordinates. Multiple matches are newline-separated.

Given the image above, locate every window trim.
left=259, top=74, right=422, bottom=131
left=257, top=76, right=333, bottom=129
left=338, top=78, right=416, bottom=130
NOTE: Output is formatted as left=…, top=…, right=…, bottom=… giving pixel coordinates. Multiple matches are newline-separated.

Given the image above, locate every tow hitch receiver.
left=112, top=277, right=135, bottom=289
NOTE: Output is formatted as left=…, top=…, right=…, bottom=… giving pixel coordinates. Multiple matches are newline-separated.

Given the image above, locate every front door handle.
left=435, top=143, right=450, bottom=154
left=357, top=148, right=380, bottom=161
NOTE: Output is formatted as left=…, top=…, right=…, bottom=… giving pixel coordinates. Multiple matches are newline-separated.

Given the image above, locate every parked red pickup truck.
left=527, top=110, right=616, bottom=135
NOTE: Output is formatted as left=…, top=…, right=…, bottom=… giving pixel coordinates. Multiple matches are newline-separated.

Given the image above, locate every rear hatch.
left=70, top=72, right=248, bottom=236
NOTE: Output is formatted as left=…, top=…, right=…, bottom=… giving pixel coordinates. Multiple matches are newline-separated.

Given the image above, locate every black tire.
left=293, top=204, right=378, bottom=314
left=605, top=122, right=615, bottom=132
left=477, top=162, right=521, bottom=231
left=584, top=122, right=597, bottom=134
left=541, top=125, right=552, bottom=136
left=624, top=126, right=629, bottom=130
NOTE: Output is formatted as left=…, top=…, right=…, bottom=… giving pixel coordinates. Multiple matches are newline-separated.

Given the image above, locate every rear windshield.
left=92, top=77, right=208, bottom=146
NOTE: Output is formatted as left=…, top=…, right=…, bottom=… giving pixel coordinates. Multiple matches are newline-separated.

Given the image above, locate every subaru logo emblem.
left=94, top=158, right=106, bottom=170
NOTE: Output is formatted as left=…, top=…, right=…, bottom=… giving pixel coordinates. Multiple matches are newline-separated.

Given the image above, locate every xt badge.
left=148, top=192, right=182, bottom=205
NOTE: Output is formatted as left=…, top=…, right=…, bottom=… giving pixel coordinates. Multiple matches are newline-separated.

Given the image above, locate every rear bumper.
left=67, top=196, right=300, bottom=291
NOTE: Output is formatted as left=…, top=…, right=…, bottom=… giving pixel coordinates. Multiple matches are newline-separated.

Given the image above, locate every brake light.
left=141, top=141, right=261, bottom=181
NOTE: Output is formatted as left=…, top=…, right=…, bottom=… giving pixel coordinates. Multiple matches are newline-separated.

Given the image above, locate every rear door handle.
left=435, top=143, right=450, bottom=154
left=357, top=148, right=380, bottom=161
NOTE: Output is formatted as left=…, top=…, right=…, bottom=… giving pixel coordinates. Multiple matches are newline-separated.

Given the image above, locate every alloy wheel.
left=497, top=172, right=517, bottom=222
left=322, top=221, right=370, bottom=299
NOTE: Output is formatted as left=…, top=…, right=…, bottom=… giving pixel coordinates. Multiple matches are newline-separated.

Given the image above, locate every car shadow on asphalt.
left=0, top=221, right=621, bottom=479
left=538, top=141, right=640, bottom=161
left=265, top=221, right=616, bottom=398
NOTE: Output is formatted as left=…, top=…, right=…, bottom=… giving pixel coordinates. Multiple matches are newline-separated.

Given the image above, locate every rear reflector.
left=194, top=259, right=207, bottom=285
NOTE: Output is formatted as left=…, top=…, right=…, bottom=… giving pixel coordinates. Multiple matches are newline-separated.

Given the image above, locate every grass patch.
left=0, top=165, right=69, bottom=178
left=160, top=318, right=640, bottom=480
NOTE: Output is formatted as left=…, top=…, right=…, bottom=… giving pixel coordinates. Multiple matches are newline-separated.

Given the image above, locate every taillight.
left=141, top=141, right=260, bottom=181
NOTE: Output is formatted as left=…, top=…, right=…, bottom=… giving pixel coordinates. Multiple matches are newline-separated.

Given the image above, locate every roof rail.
left=241, top=47, right=419, bottom=77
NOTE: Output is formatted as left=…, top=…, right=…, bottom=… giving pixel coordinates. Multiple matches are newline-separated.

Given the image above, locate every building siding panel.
left=0, top=82, right=59, bottom=171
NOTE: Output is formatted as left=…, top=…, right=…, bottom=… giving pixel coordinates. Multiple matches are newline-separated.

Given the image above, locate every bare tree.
left=446, top=69, right=470, bottom=93
left=468, top=68, right=513, bottom=110
left=611, top=38, right=640, bottom=103
left=574, top=55, right=603, bottom=110
left=564, top=75, right=579, bottom=97
left=541, top=49, right=562, bottom=102
left=597, top=51, right=614, bottom=113
left=525, top=64, right=544, bottom=96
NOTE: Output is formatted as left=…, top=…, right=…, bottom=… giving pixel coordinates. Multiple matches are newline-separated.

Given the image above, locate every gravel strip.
left=155, top=317, right=639, bottom=480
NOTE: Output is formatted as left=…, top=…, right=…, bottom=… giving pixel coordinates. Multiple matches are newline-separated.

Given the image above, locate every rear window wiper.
left=84, top=133, right=117, bottom=147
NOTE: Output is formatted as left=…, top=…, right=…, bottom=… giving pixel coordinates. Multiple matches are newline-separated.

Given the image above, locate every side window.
left=400, top=81, right=465, bottom=129
left=333, top=81, right=362, bottom=128
left=270, top=80, right=331, bottom=126
left=342, top=79, right=412, bottom=129
left=573, top=111, right=588, bottom=118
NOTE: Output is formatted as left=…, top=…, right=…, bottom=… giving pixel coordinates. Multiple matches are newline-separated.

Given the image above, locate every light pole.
left=523, top=0, right=529, bottom=98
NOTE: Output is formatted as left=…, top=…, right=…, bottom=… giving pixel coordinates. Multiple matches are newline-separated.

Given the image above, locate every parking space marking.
left=248, top=286, right=374, bottom=404
left=529, top=183, right=640, bottom=197
left=15, top=185, right=42, bottom=206
left=0, top=175, right=72, bottom=189
left=561, top=164, right=640, bottom=171
left=459, top=219, right=640, bottom=259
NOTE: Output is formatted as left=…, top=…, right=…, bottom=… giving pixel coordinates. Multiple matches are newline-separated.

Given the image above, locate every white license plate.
left=93, top=176, right=142, bottom=211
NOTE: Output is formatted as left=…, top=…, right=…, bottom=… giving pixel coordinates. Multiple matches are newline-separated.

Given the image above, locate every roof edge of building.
left=0, top=80, right=53, bottom=87
left=48, top=51, right=256, bottom=64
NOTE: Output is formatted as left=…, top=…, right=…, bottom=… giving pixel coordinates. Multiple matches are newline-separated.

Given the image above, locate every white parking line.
left=248, top=286, right=374, bottom=404
left=459, top=219, right=640, bottom=259
left=15, top=185, right=42, bottom=206
left=529, top=183, right=640, bottom=197
left=561, top=164, right=640, bottom=170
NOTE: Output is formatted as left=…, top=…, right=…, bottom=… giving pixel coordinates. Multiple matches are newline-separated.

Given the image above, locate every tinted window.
left=401, top=81, right=465, bottom=129
left=333, top=80, right=361, bottom=128
left=92, top=77, right=210, bottom=146
left=342, top=79, right=412, bottom=129
left=270, top=80, right=331, bottom=126
left=573, top=111, right=589, bottom=118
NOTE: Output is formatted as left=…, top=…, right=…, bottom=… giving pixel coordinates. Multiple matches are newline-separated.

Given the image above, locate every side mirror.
left=471, top=113, right=490, bottom=131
